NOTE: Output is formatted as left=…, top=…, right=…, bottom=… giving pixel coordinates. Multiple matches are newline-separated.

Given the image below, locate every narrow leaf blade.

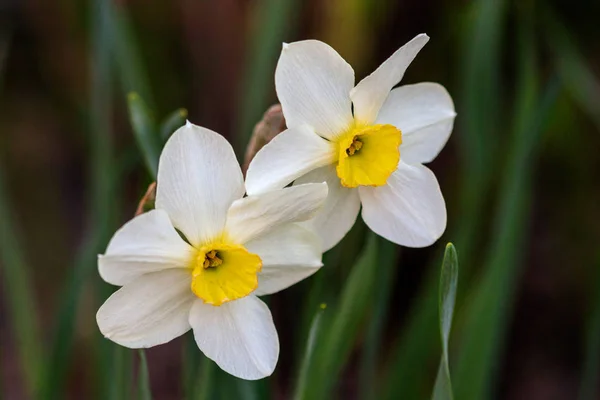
left=294, top=304, right=327, bottom=400
left=127, top=92, right=160, bottom=179
left=137, top=350, right=152, bottom=400
left=432, top=243, right=459, bottom=400
left=160, top=108, right=188, bottom=142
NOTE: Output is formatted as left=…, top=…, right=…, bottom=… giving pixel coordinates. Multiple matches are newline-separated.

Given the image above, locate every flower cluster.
left=97, top=34, right=455, bottom=380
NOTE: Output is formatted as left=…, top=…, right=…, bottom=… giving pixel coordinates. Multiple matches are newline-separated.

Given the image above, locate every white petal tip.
left=282, top=42, right=289, bottom=50
left=185, top=119, right=193, bottom=127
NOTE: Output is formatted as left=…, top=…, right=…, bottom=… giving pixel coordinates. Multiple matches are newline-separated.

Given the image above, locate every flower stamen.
left=346, top=136, right=363, bottom=156
left=203, top=250, right=223, bottom=269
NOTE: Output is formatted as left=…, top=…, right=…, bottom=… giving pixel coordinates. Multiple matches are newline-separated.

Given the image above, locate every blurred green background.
left=1, top=0, right=600, bottom=399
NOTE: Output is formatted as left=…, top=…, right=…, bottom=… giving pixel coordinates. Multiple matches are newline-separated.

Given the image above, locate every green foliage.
left=236, top=0, right=300, bottom=155
left=543, top=7, right=600, bottom=131
left=137, top=350, right=152, bottom=400
left=358, top=239, right=397, bottom=400
left=432, top=244, right=458, bottom=400
left=294, top=304, right=327, bottom=400
left=127, top=92, right=161, bottom=178
left=42, top=0, right=117, bottom=396
left=299, top=234, right=397, bottom=399
left=454, top=6, right=560, bottom=397
left=160, top=108, right=188, bottom=142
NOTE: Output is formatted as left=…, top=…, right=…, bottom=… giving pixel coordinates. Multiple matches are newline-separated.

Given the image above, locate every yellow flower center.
left=335, top=124, right=402, bottom=188
left=190, top=242, right=262, bottom=306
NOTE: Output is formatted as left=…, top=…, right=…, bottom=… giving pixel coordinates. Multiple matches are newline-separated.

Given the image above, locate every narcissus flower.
left=97, top=122, right=328, bottom=380
left=246, top=34, right=456, bottom=251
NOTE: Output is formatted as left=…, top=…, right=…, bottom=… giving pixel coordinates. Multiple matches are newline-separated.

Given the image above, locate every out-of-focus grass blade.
left=194, top=355, right=215, bottom=400
left=432, top=244, right=458, bottom=400
left=42, top=0, right=117, bottom=396
left=543, top=8, right=600, bottom=131
left=137, top=350, right=152, bottom=400
left=297, top=220, right=367, bottom=357
left=459, top=0, right=507, bottom=183
left=183, top=334, right=198, bottom=399
left=578, top=256, right=600, bottom=400
left=454, top=11, right=560, bottom=398
left=160, top=108, right=188, bottom=142
left=235, top=0, right=299, bottom=154
left=358, top=239, right=397, bottom=399
left=0, top=165, right=42, bottom=396
left=380, top=0, right=508, bottom=397
left=109, top=347, right=133, bottom=400
left=183, top=335, right=221, bottom=400
left=294, top=304, right=327, bottom=400
left=301, top=233, right=380, bottom=399
left=127, top=92, right=160, bottom=178
left=457, top=0, right=509, bottom=264
left=111, top=4, right=154, bottom=110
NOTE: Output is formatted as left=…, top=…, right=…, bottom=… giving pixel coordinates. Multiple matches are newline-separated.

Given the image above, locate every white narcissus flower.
left=246, top=34, right=456, bottom=251
left=96, top=122, right=328, bottom=380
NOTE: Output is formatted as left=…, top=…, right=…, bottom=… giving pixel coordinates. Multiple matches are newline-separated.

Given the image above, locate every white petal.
left=276, top=40, right=354, bottom=139
left=156, top=122, right=245, bottom=247
left=245, top=125, right=335, bottom=195
left=376, top=83, right=456, bottom=164
left=225, top=182, right=328, bottom=244
left=245, top=224, right=322, bottom=296
left=96, top=269, right=194, bottom=348
left=351, top=34, right=429, bottom=124
left=189, top=296, right=279, bottom=380
left=294, top=165, right=361, bottom=252
left=359, top=162, right=446, bottom=247
left=99, top=210, right=196, bottom=286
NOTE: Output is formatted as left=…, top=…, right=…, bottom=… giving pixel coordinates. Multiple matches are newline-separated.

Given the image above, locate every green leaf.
left=109, top=347, right=132, bottom=400
left=454, top=7, right=560, bottom=397
left=42, top=0, right=119, bottom=396
left=127, top=92, right=161, bottom=179
left=543, top=7, right=600, bottom=131
left=137, top=350, right=152, bottom=400
left=235, top=0, right=300, bottom=155
left=297, top=219, right=366, bottom=356
left=294, top=303, right=327, bottom=400
left=302, top=233, right=386, bottom=399
left=439, top=244, right=458, bottom=359
left=195, top=355, right=216, bottom=400
left=359, top=239, right=398, bottom=400
left=432, top=243, right=458, bottom=400
left=111, top=4, right=155, bottom=111
left=160, top=108, right=188, bottom=142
